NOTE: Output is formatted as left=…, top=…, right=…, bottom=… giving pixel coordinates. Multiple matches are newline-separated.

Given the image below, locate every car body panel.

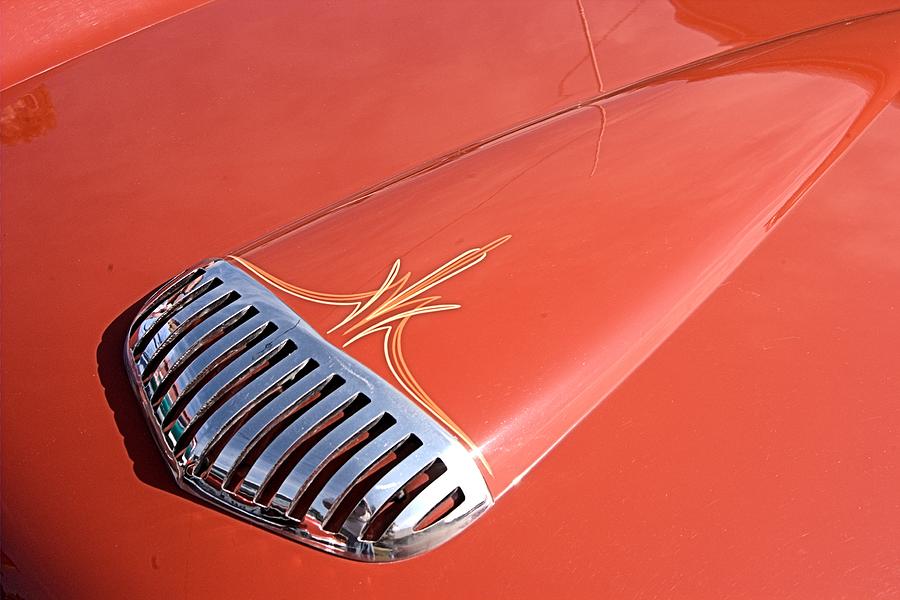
left=0, top=0, right=213, bottom=88
left=232, top=12, right=900, bottom=494
left=2, top=1, right=900, bottom=597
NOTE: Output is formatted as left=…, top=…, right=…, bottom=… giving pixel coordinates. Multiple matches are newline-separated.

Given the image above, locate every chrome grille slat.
left=136, top=268, right=203, bottom=318
left=341, top=445, right=437, bottom=540
left=134, top=279, right=222, bottom=363
left=128, top=268, right=204, bottom=349
left=136, top=286, right=236, bottom=376
left=163, top=330, right=286, bottom=441
left=183, top=355, right=310, bottom=463
left=238, top=391, right=359, bottom=501
left=389, top=474, right=461, bottom=538
left=151, top=313, right=272, bottom=422
left=269, top=406, right=387, bottom=512
left=202, top=368, right=330, bottom=484
left=132, top=276, right=221, bottom=357
left=125, top=258, right=492, bottom=561
left=314, top=426, right=412, bottom=525
left=142, top=302, right=257, bottom=401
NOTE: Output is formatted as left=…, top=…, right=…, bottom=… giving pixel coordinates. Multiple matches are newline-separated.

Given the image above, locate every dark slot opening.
left=129, top=269, right=204, bottom=337
left=254, top=394, right=371, bottom=507
left=194, top=358, right=320, bottom=478
left=360, top=459, right=447, bottom=542
left=287, top=412, right=396, bottom=521
left=159, top=321, right=277, bottom=430
left=322, top=434, right=423, bottom=534
left=132, top=277, right=222, bottom=358
left=222, top=374, right=346, bottom=494
left=148, top=305, right=258, bottom=406
left=172, top=340, right=298, bottom=457
left=140, top=290, right=241, bottom=378
left=414, top=487, right=465, bottom=532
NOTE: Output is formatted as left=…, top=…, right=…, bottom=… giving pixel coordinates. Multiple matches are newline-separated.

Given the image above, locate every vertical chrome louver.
left=124, top=259, right=492, bottom=561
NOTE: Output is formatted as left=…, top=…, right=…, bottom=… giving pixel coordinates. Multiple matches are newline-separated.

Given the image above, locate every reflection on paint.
left=1, top=85, right=56, bottom=145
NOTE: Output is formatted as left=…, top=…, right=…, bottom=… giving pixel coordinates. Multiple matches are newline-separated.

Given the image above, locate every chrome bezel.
left=124, top=259, right=492, bottom=561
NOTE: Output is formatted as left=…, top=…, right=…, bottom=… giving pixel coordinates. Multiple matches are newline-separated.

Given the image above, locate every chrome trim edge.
left=123, top=258, right=492, bottom=562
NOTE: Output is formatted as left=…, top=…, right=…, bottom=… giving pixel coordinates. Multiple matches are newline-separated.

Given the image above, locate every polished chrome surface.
left=124, top=259, right=492, bottom=561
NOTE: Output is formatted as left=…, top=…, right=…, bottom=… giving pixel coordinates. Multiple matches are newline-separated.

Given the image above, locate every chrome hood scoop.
left=124, top=259, right=491, bottom=561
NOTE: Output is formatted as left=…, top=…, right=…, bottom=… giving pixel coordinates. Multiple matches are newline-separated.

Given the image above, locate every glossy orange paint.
left=2, top=1, right=899, bottom=598
left=0, top=0, right=213, bottom=88
left=234, top=12, right=900, bottom=495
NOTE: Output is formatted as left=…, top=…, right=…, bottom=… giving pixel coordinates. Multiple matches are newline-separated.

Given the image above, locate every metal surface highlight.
left=124, top=259, right=492, bottom=561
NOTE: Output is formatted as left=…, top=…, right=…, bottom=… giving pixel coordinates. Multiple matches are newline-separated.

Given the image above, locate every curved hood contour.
left=232, top=11, right=900, bottom=496
left=119, top=10, right=900, bottom=564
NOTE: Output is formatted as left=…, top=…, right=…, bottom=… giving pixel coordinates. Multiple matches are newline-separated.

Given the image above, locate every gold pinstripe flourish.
left=228, top=235, right=510, bottom=475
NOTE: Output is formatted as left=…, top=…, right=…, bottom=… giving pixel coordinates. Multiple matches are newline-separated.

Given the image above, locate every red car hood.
left=229, top=12, right=900, bottom=495
left=2, top=1, right=899, bottom=597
